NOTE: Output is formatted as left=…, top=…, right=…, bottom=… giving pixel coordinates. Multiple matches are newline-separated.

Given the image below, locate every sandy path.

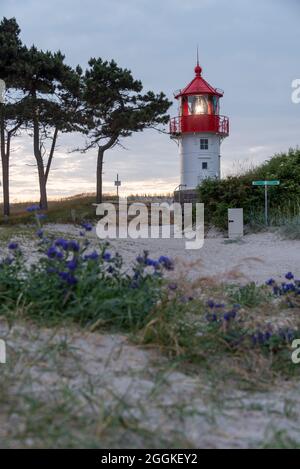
left=109, top=233, right=300, bottom=284
left=45, top=225, right=300, bottom=285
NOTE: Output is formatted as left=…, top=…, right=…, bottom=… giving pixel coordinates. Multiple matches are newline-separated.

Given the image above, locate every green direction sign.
left=252, top=180, right=280, bottom=186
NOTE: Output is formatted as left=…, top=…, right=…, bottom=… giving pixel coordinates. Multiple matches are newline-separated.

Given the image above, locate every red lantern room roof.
left=175, top=63, right=223, bottom=99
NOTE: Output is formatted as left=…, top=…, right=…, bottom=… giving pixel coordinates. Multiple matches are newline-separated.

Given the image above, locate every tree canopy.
left=0, top=17, right=171, bottom=212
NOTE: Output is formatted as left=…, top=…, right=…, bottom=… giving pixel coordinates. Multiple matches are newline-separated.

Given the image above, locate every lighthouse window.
left=188, top=95, right=208, bottom=115
left=200, top=138, right=209, bottom=150
left=202, top=162, right=208, bottom=170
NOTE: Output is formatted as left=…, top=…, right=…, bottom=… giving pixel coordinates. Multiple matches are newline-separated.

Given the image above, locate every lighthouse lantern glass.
left=188, top=95, right=208, bottom=115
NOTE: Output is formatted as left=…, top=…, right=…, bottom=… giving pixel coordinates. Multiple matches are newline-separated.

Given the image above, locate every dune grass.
left=0, top=193, right=105, bottom=226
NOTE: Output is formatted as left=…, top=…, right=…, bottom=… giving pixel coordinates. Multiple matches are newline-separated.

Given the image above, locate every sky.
left=1, top=0, right=300, bottom=201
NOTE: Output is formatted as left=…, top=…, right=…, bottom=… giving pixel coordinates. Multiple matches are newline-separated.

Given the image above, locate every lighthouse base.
left=174, top=189, right=198, bottom=204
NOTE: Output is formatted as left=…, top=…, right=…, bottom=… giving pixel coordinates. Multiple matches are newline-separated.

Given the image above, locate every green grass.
left=278, top=216, right=300, bottom=240
left=136, top=289, right=300, bottom=389
left=227, top=282, right=271, bottom=308
left=0, top=193, right=105, bottom=226
left=261, top=430, right=300, bottom=449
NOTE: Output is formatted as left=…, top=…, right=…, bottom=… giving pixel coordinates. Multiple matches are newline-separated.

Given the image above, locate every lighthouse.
left=170, top=60, right=229, bottom=201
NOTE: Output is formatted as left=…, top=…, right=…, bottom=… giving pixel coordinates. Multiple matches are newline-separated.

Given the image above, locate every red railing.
left=170, top=114, right=229, bottom=136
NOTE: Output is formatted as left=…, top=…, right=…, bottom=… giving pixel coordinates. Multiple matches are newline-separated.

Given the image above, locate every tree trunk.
left=45, top=127, right=58, bottom=183
left=33, top=99, right=48, bottom=210
left=0, top=107, right=9, bottom=217
left=37, top=159, right=48, bottom=210
left=95, top=137, right=118, bottom=204
left=38, top=127, right=58, bottom=207
left=96, top=147, right=104, bottom=204
left=1, top=151, right=9, bottom=217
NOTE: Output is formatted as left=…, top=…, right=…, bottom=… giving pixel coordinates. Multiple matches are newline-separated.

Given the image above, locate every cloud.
left=0, top=0, right=300, bottom=201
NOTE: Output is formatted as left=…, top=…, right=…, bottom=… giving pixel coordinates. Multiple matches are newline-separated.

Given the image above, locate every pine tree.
left=81, top=58, right=171, bottom=203
left=0, top=17, right=24, bottom=217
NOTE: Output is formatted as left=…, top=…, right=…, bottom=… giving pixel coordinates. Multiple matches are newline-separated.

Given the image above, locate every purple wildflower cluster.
left=43, top=235, right=113, bottom=287
left=204, top=274, right=300, bottom=350
left=205, top=300, right=240, bottom=323
left=266, top=272, right=300, bottom=307
left=8, top=242, right=19, bottom=250
left=0, top=241, right=21, bottom=269
left=136, top=251, right=174, bottom=271
left=26, top=204, right=40, bottom=213
left=266, top=272, right=300, bottom=295
left=250, top=327, right=296, bottom=346
left=130, top=251, right=174, bottom=289
left=81, top=222, right=93, bottom=232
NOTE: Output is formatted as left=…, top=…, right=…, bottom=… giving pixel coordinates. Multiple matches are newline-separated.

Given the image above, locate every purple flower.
left=47, top=247, right=56, bottom=258
left=84, top=251, right=99, bottom=261
left=266, top=278, right=275, bottom=286
left=59, top=271, right=78, bottom=286
left=8, top=242, right=19, bottom=250
left=26, top=204, right=40, bottom=213
left=55, top=238, right=69, bottom=251
left=59, top=271, right=69, bottom=281
left=145, top=258, right=157, bottom=267
left=36, top=229, right=44, bottom=238
left=68, top=240, right=80, bottom=252
left=285, top=272, right=294, bottom=280
left=67, top=275, right=78, bottom=286
left=264, top=331, right=272, bottom=341
left=102, top=252, right=111, bottom=261
left=282, top=283, right=295, bottom=293
left=47, top=246, right=61, bottom=259
left=206, top=313, right=217, bottom=322
left=158, top=256, right=174, bottom=271
left=36, top=213, right=46, bottom=220
left=66, top=259, right=78, bottom=271
left=168, top=283, right=178, bottom=290
left=81, top=222, right=93, bottom=232
left=207, top=299, right=215, bottom=308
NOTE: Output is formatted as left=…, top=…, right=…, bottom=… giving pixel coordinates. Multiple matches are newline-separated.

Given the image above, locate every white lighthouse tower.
left=170, top=60, right=229, bottom=200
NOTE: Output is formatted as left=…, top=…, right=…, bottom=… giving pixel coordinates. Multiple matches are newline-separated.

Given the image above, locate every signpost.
left=252, top=180, right=280, bottom=226
left=114, top=174, right=121, bottom=198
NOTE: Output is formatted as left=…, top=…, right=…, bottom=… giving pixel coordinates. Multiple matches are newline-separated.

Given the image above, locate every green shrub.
left=198, top=148, right=300, bottom=229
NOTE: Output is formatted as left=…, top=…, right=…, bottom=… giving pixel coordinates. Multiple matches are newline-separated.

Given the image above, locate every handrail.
left=170, top=114, right=229, bottom=136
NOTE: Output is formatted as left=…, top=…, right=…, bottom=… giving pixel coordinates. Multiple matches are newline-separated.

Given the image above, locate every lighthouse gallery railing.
left=169, top=114, right=229, bottom=136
